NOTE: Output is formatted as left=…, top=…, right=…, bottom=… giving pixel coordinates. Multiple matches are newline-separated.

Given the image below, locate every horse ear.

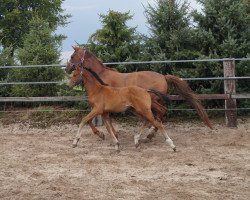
left=84, top=49, right=91, bottom=58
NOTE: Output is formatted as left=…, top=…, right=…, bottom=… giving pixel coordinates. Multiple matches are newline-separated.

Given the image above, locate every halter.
left=67, top=48, right=86, bottom=71
left=69, top=49, right=108, bottom=86
left=70, top=64, right=85, bottom=88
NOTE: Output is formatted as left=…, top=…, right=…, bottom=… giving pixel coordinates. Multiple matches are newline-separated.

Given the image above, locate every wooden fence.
left=0, top=58, right=249, bottom=127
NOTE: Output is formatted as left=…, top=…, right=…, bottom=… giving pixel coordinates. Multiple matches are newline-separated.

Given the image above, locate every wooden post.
left=92, top=115, right=103, bottom=126
left=223, top=59, right=237, bottom=127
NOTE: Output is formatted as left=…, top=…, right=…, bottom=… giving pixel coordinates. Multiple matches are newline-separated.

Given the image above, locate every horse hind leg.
left=134, top=120, right=149, bottom=148
left=152, top=120, right=176, bottom=151
left=146, top=126, right=158, bottom=140
left=141, top=109, right=176, bottom=151
left=147, top=100, right=167, bottom=140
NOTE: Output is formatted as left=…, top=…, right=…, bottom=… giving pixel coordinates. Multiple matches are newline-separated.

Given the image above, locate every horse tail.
left=165, top=75, right=213, bottom=129
left=148, top=89, right=170, bottom=103
left=148, top=89, right=168, bottom=121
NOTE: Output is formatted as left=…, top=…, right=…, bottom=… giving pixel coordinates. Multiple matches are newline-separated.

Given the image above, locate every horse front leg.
left=105, top=113, right=118, bottom=139
left=102, top=113, right=120, bottom=151
left=134, top=120, right=149, bottom=148
left=87, top=121, right=105, bottom=140
left=72, top=110, right=100, bottom=148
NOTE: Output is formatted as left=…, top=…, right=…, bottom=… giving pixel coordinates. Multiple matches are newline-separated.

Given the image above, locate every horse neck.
left=88, top=56, right=107, bottom=74
left=82, top=70, right=102, bottom=96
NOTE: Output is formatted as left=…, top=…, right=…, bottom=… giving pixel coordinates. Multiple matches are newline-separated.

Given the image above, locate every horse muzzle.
left=65, top=62, right=76, bottom=74
left=68, top=78, right=83, bottom=88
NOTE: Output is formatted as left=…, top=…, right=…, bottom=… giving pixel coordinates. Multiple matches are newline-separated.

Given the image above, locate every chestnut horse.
left=66, top=47, right=213, bottom=130
left=68, top=65, right=176, bottom=151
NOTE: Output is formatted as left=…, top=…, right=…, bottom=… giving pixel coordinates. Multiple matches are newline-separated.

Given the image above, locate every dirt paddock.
left=0, top=116, right=249, bottom=200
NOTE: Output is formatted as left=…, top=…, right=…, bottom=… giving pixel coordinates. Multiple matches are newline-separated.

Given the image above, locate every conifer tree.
left=0, top=0, right=69, bottom=53
left=192, top=0, right=250, bottom=95
left=9, top=16, right=64, bottom=97
left=87, top=10, right=142, bottom=72
left=192, top=0, right=250, bottom=58
left=143, top=0, right=198, bottom=74
left=0, top=46, right=14, bottom=97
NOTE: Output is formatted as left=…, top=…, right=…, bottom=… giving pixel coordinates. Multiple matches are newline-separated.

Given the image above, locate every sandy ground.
left=0, top=116, right=249, bottom=200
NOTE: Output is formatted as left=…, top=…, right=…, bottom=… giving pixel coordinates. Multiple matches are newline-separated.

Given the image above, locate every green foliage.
left=1, top=0, right=249, bottom=115
left=191, top=0, right=250, bottom=110
left=9, top=16, right=64, bottom=97
left=192, top=0, right=250, bottom=58
left=142, top=0, right=200, bottom=74
left=57, top=84, right=90, bottom=110
left=87, top=10, right=142, bottom=72
left=0, top=0, right=69, bottom=52
left=0, top=46, right=14, bottom=67
left=0, top=46, right=14, bottom=97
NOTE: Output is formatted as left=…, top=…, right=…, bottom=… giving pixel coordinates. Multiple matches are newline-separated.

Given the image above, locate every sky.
left=57, top=0, right=202, bottom=63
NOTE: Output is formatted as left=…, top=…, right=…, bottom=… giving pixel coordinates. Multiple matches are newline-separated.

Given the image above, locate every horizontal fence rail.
left=105, top=58, right=250, bottom=65
left=0, top=81, right=67, bottom=85
left=0, top=108, right=249, bottom=114
left=0, top=76, right=250, bottom=85
left=0, top=58, right=249, bottom=127
left=0, top=94, right=249, bottom=103
left=0, top=57, right=249, bottom=69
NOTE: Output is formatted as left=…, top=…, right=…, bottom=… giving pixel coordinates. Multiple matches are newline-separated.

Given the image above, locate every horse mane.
left=84, top=48, right=118, bottom=72
left=104, top=65, right=118, bottom=71
left=84, top=67, right=108, bottom=86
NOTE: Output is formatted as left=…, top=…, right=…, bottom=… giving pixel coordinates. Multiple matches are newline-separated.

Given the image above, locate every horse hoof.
left=72, top=138, right=79, bottom=148
left=147, top=133, right=155, bottom=140
left=100, top=133, right=105, bottom=140
left=116, top=148, right=120, bottom=153
left=95, top=131, right=105, bottom=140
left=173, top=147, right=177, bottom=152
left=115, top=147, right=120, bottom=153
left=115, top=142, right=120, bottom=152
left=135, top=142, right=140, bottom=148
left=139, top=138, right=151, bottom=143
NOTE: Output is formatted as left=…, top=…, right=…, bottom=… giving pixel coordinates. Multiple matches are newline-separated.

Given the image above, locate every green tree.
left=87, top=10, right=142, bottom=72
left=0, top=0, right=69, bottom=53
left=192, top=0, right=250, bottom=95
left=0, top=46, right=14, bottom=97
left=192, top=0, right=250, bottom=58
left=143, top=0, right=199, bottom=74
left=9, top=16, right=64, bottom=97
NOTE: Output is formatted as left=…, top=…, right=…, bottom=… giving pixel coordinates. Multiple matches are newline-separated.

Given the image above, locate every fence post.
left=223, top=59, right=237, bottom=127
left=92, top=115, right=103, bottom=126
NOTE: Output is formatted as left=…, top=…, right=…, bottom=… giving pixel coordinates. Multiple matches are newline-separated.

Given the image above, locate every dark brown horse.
left=68, top=65, right=176, bottom=151
left=66, top=47, right=213, bottom=130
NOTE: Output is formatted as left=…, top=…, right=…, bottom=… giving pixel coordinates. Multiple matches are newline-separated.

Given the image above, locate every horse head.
left=66, top=47, right=105, bottom=74
left=65, top=47, right=87, bottom=74
left=68, top=65, right=83, bottom=88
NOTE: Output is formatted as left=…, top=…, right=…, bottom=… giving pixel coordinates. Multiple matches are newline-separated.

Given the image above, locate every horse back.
left=125, top=71, right=167, bottom=93
left=101, top=70, right=167, bottom=92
